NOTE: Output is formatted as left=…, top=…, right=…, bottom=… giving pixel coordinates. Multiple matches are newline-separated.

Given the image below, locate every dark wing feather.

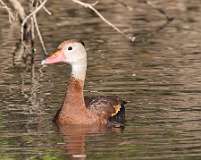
left=84, top=96, right=126, bottom=125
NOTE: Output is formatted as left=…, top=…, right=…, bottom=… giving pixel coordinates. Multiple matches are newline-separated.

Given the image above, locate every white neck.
left=71, top=58, right=87, bottom=81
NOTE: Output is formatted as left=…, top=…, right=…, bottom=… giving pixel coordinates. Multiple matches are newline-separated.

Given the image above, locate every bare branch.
left=39, top=0, right=52, bottom=15
left=0, top=0, right=15, bottom=23
left=42, top=5, right=52, bottom=15
left=146, top=0, right=174, bottom=22
left=8, top=0, right=26, bottom=21
left=21, top=0, right=48, bottom=41
left=33, top=14, right=48, bottom=56
left=116, top=0, right=133, bottom=11
left=72, top=0, right=135, bottom=42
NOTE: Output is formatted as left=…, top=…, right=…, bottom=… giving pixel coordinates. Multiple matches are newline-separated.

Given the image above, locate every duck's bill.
left=41, top=50, right=65, bottom=65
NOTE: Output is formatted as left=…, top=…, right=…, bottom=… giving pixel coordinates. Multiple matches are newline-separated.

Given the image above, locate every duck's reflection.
left=57, top=124, right=123, bottom=160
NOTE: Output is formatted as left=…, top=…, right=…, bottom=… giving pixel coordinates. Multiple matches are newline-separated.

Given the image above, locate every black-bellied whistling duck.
left=42, top=40, right=126, bottom=127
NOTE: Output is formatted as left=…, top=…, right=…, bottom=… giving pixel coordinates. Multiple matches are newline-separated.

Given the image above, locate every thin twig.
left=21, top=0, right=48, bottom=41
left=116, top=0, right=133, bottom=11
left=146, top=0, right=174, bottom=22
left=33, top=14, right=48, bottom=56
left=0, top=0, right=15, bottom=23
left=39, top=0, right=52, bottom=15
left=42, top=5, right=52, bottom=15
left=72, top=0, right=135, bottom=42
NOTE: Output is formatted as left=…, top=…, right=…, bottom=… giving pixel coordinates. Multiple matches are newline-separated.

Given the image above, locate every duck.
left=42, top=39, right=126, bottom=127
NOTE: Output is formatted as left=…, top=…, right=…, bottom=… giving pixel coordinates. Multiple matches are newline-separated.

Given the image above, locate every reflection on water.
left=1, top=0, right=201, bottom=159
left=58, top=124, right=123, bottom=160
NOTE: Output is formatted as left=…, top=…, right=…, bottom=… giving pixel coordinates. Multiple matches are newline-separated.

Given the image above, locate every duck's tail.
left=109, top=100, right=126, bottom=128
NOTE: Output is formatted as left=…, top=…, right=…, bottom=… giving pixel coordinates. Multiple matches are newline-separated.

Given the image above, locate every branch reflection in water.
left=20, top=62, right=45, bottom=114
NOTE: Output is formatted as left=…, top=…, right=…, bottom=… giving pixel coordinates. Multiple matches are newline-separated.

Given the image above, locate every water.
left=1, top=0, right=201, bottom=159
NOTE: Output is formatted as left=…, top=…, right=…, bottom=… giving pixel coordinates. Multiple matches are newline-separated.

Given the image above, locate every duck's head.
left=41, top=40, right=86, bottom=65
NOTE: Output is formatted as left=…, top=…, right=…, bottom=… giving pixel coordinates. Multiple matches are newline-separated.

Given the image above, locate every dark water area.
left=1, top=0, right=201, bottom=159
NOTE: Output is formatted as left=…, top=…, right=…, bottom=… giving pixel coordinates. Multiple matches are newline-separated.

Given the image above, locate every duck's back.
left=84, top=96, right=126, bottom=127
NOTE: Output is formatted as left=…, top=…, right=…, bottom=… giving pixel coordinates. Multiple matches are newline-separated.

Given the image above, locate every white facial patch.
left=63, top=42, right=87, bottom=81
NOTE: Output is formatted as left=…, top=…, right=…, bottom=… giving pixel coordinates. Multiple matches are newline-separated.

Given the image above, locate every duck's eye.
left=68, top=46, right=72, bottom=50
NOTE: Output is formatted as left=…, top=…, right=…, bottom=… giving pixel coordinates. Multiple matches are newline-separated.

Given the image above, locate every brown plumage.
left=42, top=40, right=126, bottom=127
